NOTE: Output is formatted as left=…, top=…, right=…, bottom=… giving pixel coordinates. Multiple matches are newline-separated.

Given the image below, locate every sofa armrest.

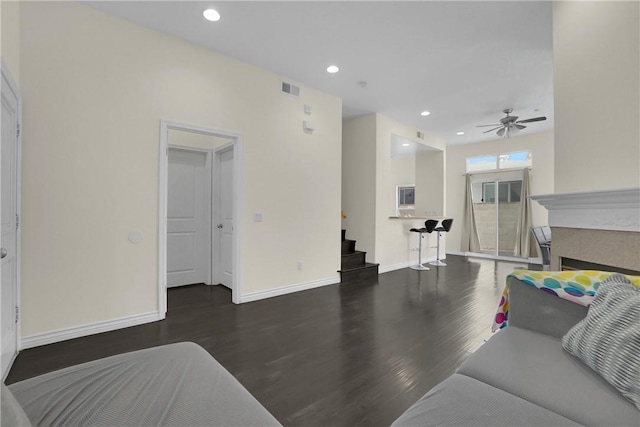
left=507, top=276, right=588, bottom=339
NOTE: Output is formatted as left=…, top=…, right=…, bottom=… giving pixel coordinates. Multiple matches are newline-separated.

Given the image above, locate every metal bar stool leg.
left=410, top=231, right=430, bottom=271
left=430, top=230, right=447, bottom=266
left=430, top=218, right=453, bottom=267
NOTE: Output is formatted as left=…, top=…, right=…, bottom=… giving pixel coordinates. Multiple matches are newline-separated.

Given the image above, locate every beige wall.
left=19, top=2, right=342, bottom=337
left=1, top=0, right=20, bottom=83
left=553, top=1, right=640, bottom=193
left=446, top=131, right=554, bottom=254
left=375, top=114, right=445, bottom=270
left=342, top=114, right=377, bottom=261
left=415, top=150, right=445, bottom=217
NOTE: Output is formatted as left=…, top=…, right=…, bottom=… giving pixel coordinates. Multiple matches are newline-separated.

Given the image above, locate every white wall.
left=19, top=2, right=342, bottom=337
left=553, top=1, right=639, bottom=193
left=446, top=131, right=554, bottom=254
left=1, top=0, right=20, bottom=83
left=375, top=114, right=445, bottom=271
left=342, top=114, right=377, bottom=261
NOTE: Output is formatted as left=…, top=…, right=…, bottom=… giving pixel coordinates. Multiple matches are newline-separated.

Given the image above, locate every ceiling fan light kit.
left=477, top=108, right=547, bottom=138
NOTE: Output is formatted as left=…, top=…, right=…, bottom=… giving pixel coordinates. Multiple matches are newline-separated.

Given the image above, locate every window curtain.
left=514, top=168, right=533, bottom=257
left=461, top=173, right=481, bottom=252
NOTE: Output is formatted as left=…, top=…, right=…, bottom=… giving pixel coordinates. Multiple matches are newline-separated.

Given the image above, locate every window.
left=398, top=186, right=415, bottom=206
left=467, top=155, right=499, bottom=172
left=482, top=182, right=495, bottom=203
left=482, top=181, right=521, bottom=203
left=467, top=151, right=532, bottom=173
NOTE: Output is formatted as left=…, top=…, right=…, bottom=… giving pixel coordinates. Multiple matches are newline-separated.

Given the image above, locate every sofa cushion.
left=457, top=327, right=639, bottom=426
left=9, top=342, right=281, bottom=427
left=1, top=383, right=31, bottom=427
left=391, top=373, right=580, bottom=427
left=562, top=273, right=640, bottom=410
left=507, top=275, right=588, bottom=338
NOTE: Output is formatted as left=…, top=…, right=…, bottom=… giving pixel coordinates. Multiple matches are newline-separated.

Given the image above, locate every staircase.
left=339, top=229, right=379, bottom=283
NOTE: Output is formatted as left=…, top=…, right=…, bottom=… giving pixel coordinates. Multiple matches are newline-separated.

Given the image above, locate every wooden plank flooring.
left=6, top=255, right=533, bottom=426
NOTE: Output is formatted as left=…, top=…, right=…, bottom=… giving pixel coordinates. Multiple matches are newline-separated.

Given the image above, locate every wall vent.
left=417, top=131, right=424, bottom=139
left=281, top=81, right=300, bottom=97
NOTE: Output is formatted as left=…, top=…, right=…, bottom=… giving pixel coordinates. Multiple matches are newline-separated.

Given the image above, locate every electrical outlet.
left=297, top=260, right=303, bottom=270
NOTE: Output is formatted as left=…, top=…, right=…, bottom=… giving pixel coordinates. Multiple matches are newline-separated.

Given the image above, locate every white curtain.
left=515, top=168, right=533, bottom=257
left=461, top=174, right=481, bottom=252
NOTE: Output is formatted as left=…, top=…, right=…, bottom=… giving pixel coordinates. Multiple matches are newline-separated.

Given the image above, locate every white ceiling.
left=87, top=1, right=554, bottom=146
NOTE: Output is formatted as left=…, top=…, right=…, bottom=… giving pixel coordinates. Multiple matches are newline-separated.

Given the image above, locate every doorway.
left=1, top=62, right=21, bottom=379
left=159, top=120, right=242, bottom=316
left=471, top=178, right=523, bottom=257
left=167, top=147, right=212, bottom=288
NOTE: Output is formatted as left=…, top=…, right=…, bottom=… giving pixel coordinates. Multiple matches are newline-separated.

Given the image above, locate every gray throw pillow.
left=562, top=273, right=640, bottom=410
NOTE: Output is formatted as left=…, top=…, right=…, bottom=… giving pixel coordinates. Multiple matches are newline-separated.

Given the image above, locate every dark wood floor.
left=6, top=255, right=533, bottom=426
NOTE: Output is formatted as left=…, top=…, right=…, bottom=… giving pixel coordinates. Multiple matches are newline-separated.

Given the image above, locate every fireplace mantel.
left=530, top=188, right=640, bottom=232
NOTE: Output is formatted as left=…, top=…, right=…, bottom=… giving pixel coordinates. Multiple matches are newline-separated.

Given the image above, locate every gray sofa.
left=392, top=275, right=640, bottom=426
left=2, top=342, right=281, bottom=426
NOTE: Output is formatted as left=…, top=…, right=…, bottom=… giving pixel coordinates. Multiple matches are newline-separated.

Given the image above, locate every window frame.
left=396, top=185, right=415, bottom=213
left=466, top=150, right=532, bottom=173
left=481, top=180, right=522, bottom=203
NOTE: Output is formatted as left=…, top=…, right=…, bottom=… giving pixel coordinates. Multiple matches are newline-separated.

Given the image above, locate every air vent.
left=281, top=81, right=300, bottom=97
left=417, top=131, right=424, bottom=139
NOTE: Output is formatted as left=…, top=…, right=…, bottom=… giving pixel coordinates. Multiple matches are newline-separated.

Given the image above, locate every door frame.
left=472, top=175, right=524, bottom=258
left=158, top=120, right=243, bottom=317
left=167, top=145, right=213, bottom=287
left=1, top=59, right=22, bottom=376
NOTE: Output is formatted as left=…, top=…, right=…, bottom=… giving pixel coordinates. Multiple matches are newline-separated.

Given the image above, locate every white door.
left=1, top=66, right=20, bottom=379
left=216, top=148, right=233, bottom=288
left=167, top=148, right=211, bottom=287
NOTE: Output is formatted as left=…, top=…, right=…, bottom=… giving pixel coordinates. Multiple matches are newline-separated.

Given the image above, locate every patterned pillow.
left=562, top=273, right=640, bottom=410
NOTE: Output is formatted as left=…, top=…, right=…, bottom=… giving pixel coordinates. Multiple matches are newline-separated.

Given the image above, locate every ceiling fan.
left=477, top=108, right=547, bottom=138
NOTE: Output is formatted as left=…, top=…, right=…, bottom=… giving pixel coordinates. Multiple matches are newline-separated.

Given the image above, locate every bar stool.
left=430, top=219, right=453, bottom=267
left=409, top=220, right=439, bottom=271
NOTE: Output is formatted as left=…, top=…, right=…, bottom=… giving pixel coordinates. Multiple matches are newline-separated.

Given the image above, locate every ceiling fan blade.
left=476, top=124, right=501, bottom=127
left=483, top=126, right=503, bottom=134
left=516, top=116, right=547, bottom=124
left=514, top=124, right=526, bottom=130
left=497, top=128, right=506, bottom=137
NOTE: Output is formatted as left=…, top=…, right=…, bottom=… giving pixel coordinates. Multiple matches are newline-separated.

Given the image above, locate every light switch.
left=128, top=231, right=142, bottom=244
left=303, top=120, right=314, bottom=132
left=254, top=212, right=263, bottom=222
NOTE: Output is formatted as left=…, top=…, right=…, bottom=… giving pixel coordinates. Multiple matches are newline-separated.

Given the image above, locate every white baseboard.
left=21, top=311, right=162, bottom=350
left=448, top=250, right=539, bottom=265
left=379, top=256, right=439, bottom=273
left=447, top=250, right=467, bottom=257
left=239, top=276, right=340, bottom=303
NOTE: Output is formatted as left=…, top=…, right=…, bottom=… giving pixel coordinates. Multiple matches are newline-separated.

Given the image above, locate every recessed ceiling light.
left=327, top=65, right=339, bottom=74
left=402, top=143, right=410, bottom=147
left=203, top=9, right=221, bottom=22
left=420, top=111, right=431, bottom=116
left=457, top=131, right=465, bottom=135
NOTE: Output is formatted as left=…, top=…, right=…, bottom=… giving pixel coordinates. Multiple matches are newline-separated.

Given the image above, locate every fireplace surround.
left=530, top=188, right=640, bottom=273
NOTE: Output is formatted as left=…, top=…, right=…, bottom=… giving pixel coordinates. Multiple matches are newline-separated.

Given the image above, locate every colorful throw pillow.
left=562, top=273, right=640, bottom=410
